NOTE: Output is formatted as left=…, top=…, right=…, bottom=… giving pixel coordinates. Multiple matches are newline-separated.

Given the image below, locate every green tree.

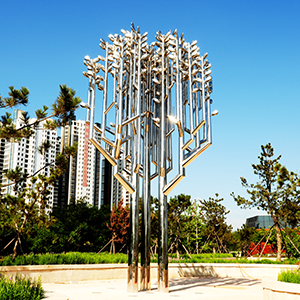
left=235, top=224, right=256, bottom=257
left=28, top=200, right=111, bottom=253
left=200, top=194, right=233, bottom=253
left=183, top=200, right=204, bottom=254
left=167, top=194, right=192, bottom=259
left=231, top=143, right=300, bottom=261
left=0, top=85, right=81, bottom=258
left=150, top=196, right=159, bottom=255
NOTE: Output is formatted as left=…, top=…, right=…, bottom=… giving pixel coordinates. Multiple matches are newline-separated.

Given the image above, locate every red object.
left=248, top=242, right=286, bottom=255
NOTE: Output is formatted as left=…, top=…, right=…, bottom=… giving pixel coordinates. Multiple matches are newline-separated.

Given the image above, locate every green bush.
left=0, top=252, right=128, bottom=266
left=0, top=274, right=44, bottom=300
left=278, top=268, right=300, bottom=284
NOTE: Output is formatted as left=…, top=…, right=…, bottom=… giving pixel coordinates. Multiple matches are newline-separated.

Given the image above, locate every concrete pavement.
left=42, top=277, right=263, bottom=300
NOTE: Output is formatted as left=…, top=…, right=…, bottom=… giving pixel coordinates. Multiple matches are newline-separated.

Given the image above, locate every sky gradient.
left=1, top=0, right=299, bottom=229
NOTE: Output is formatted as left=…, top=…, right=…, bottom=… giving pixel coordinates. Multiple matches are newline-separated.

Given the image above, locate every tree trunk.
left=275, top=223, right=282, bottom=261
left=176, top=238, right=179, bottom=260
left=12, top=238, right=19, bottom=260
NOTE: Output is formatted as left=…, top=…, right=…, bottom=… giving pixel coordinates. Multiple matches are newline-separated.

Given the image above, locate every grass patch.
left=0, top=252, right=128, bottom=266
left=0, top=252, right=298, bottom=266
left=0, top=274, right=44, bottom=300
left=278, top=268, right=300, bottom=284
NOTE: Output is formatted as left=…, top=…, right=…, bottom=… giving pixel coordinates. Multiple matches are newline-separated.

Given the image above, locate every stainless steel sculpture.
left=82, top=24, right=216, bottom=293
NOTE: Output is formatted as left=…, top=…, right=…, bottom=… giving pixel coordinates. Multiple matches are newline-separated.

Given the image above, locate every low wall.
left=263, top=279, right=300, bottom=300
left=0, top=263, right=297, bottom=284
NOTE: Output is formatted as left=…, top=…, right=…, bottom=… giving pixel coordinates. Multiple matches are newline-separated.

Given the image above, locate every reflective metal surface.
left=82, top=24, right=215, bottom=293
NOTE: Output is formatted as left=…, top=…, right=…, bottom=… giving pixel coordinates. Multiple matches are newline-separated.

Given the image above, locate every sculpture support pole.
left=141, top=65, right=151, bottom=289
left=128, top=37, right=140, bottom=293
left=158, top=41, right=169, bottom=293
left=141, top=112, right=151, bottom=290
left=128, top=173, right=139, bottom=292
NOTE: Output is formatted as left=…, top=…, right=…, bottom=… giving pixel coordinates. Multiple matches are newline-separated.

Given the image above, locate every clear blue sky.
left=1, top=0, right=299, bottom=230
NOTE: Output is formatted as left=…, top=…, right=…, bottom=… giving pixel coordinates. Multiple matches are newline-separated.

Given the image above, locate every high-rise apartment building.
left=0, top=110, right=128, bottom=211
left=0, top=139, right=6, bottom=184
left=1, top=109, right=60, bottom=212
left=58, top=120, right=101, bottom=207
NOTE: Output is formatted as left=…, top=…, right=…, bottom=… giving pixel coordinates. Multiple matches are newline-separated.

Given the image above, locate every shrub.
left=0, top=274, right=44, bottom=300
left=278, top=268, right=300, bottom=284
left=0, top=252, right=128, bottom=266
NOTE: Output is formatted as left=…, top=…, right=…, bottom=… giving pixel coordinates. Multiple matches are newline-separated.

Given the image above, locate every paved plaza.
left=42, top=277, right=263, bottom=300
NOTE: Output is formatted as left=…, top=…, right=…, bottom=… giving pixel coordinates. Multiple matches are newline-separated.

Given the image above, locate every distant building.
left=0, top=110, right=129, bottom=211
left=1, top=109, right=60, bottom=212
left=246, top=215, right=281, bottom=229
left=58, top=120, right=101, bottom=207
left=0, top=138, right=6, bottom=183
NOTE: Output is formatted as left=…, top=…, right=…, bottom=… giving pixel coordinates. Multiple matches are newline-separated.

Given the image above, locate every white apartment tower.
left=1, top=109, right=60, bottom=212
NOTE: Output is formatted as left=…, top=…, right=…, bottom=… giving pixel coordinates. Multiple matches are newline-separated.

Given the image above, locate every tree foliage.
left=200, top=194, right=233, bottom=253
left=182, top=200, right=204, bottom=254
left=0, top=85, right=81, bottom=258
left=167, top=194, right=192, bottom=258
left=29, top=201, right=111, bottom=253
left=107, top=199, right=130, bottom=254
left=231, top=143, right=300, bottom=261
left=235, top=224, right=256, bottom=257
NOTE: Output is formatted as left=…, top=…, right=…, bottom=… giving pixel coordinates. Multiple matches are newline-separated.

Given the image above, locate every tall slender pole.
left=158, top=38, right=169, bottom=293
left=141, top=59, right=151, bottom=290
left=128, top=33, right=140, bottom=293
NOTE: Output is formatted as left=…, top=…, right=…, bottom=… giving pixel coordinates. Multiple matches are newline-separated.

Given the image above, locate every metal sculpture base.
left=158, top=264, right=169, bottom=293
left=140, top=265, right=151, bottom=291
left=127, top=265, right=138, bottom=292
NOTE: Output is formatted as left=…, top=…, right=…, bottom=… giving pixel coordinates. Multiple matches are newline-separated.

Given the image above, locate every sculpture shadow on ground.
left=168, top=264, right=261, bottom=293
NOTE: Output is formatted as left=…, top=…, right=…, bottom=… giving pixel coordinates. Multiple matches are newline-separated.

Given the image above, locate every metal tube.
left=141, top=78, right=151, bottom=291
left=127, top=33, right=139, bottom=293
left=115, top=43, right=124, bottom=160
left=127, top=173, right=139, bottom=292
left=201, top=57, right=207, bottom=142
left=89, top=79, right=95, bottom=140
left=101, top=43, right=109, bottom=138
left=188, top=44, right=194, bottom=139
left=86, top=78, right=92, bottom=122
left=158, top=36, right=169, bottom=293
left=176, top=35, right=184, bottom=175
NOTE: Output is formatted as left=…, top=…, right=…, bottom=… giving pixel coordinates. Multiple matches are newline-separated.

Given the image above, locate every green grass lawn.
left=0, top=252, right=298, bottom=266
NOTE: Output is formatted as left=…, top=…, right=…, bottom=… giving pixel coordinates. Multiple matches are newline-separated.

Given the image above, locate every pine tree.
left=231, top=143, right=300, bottom=261
left=200, top=194, right=232, bottom=253
left=0, top=85, right=81, bottom=258
left=167, top=194, right=192, bottom=259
